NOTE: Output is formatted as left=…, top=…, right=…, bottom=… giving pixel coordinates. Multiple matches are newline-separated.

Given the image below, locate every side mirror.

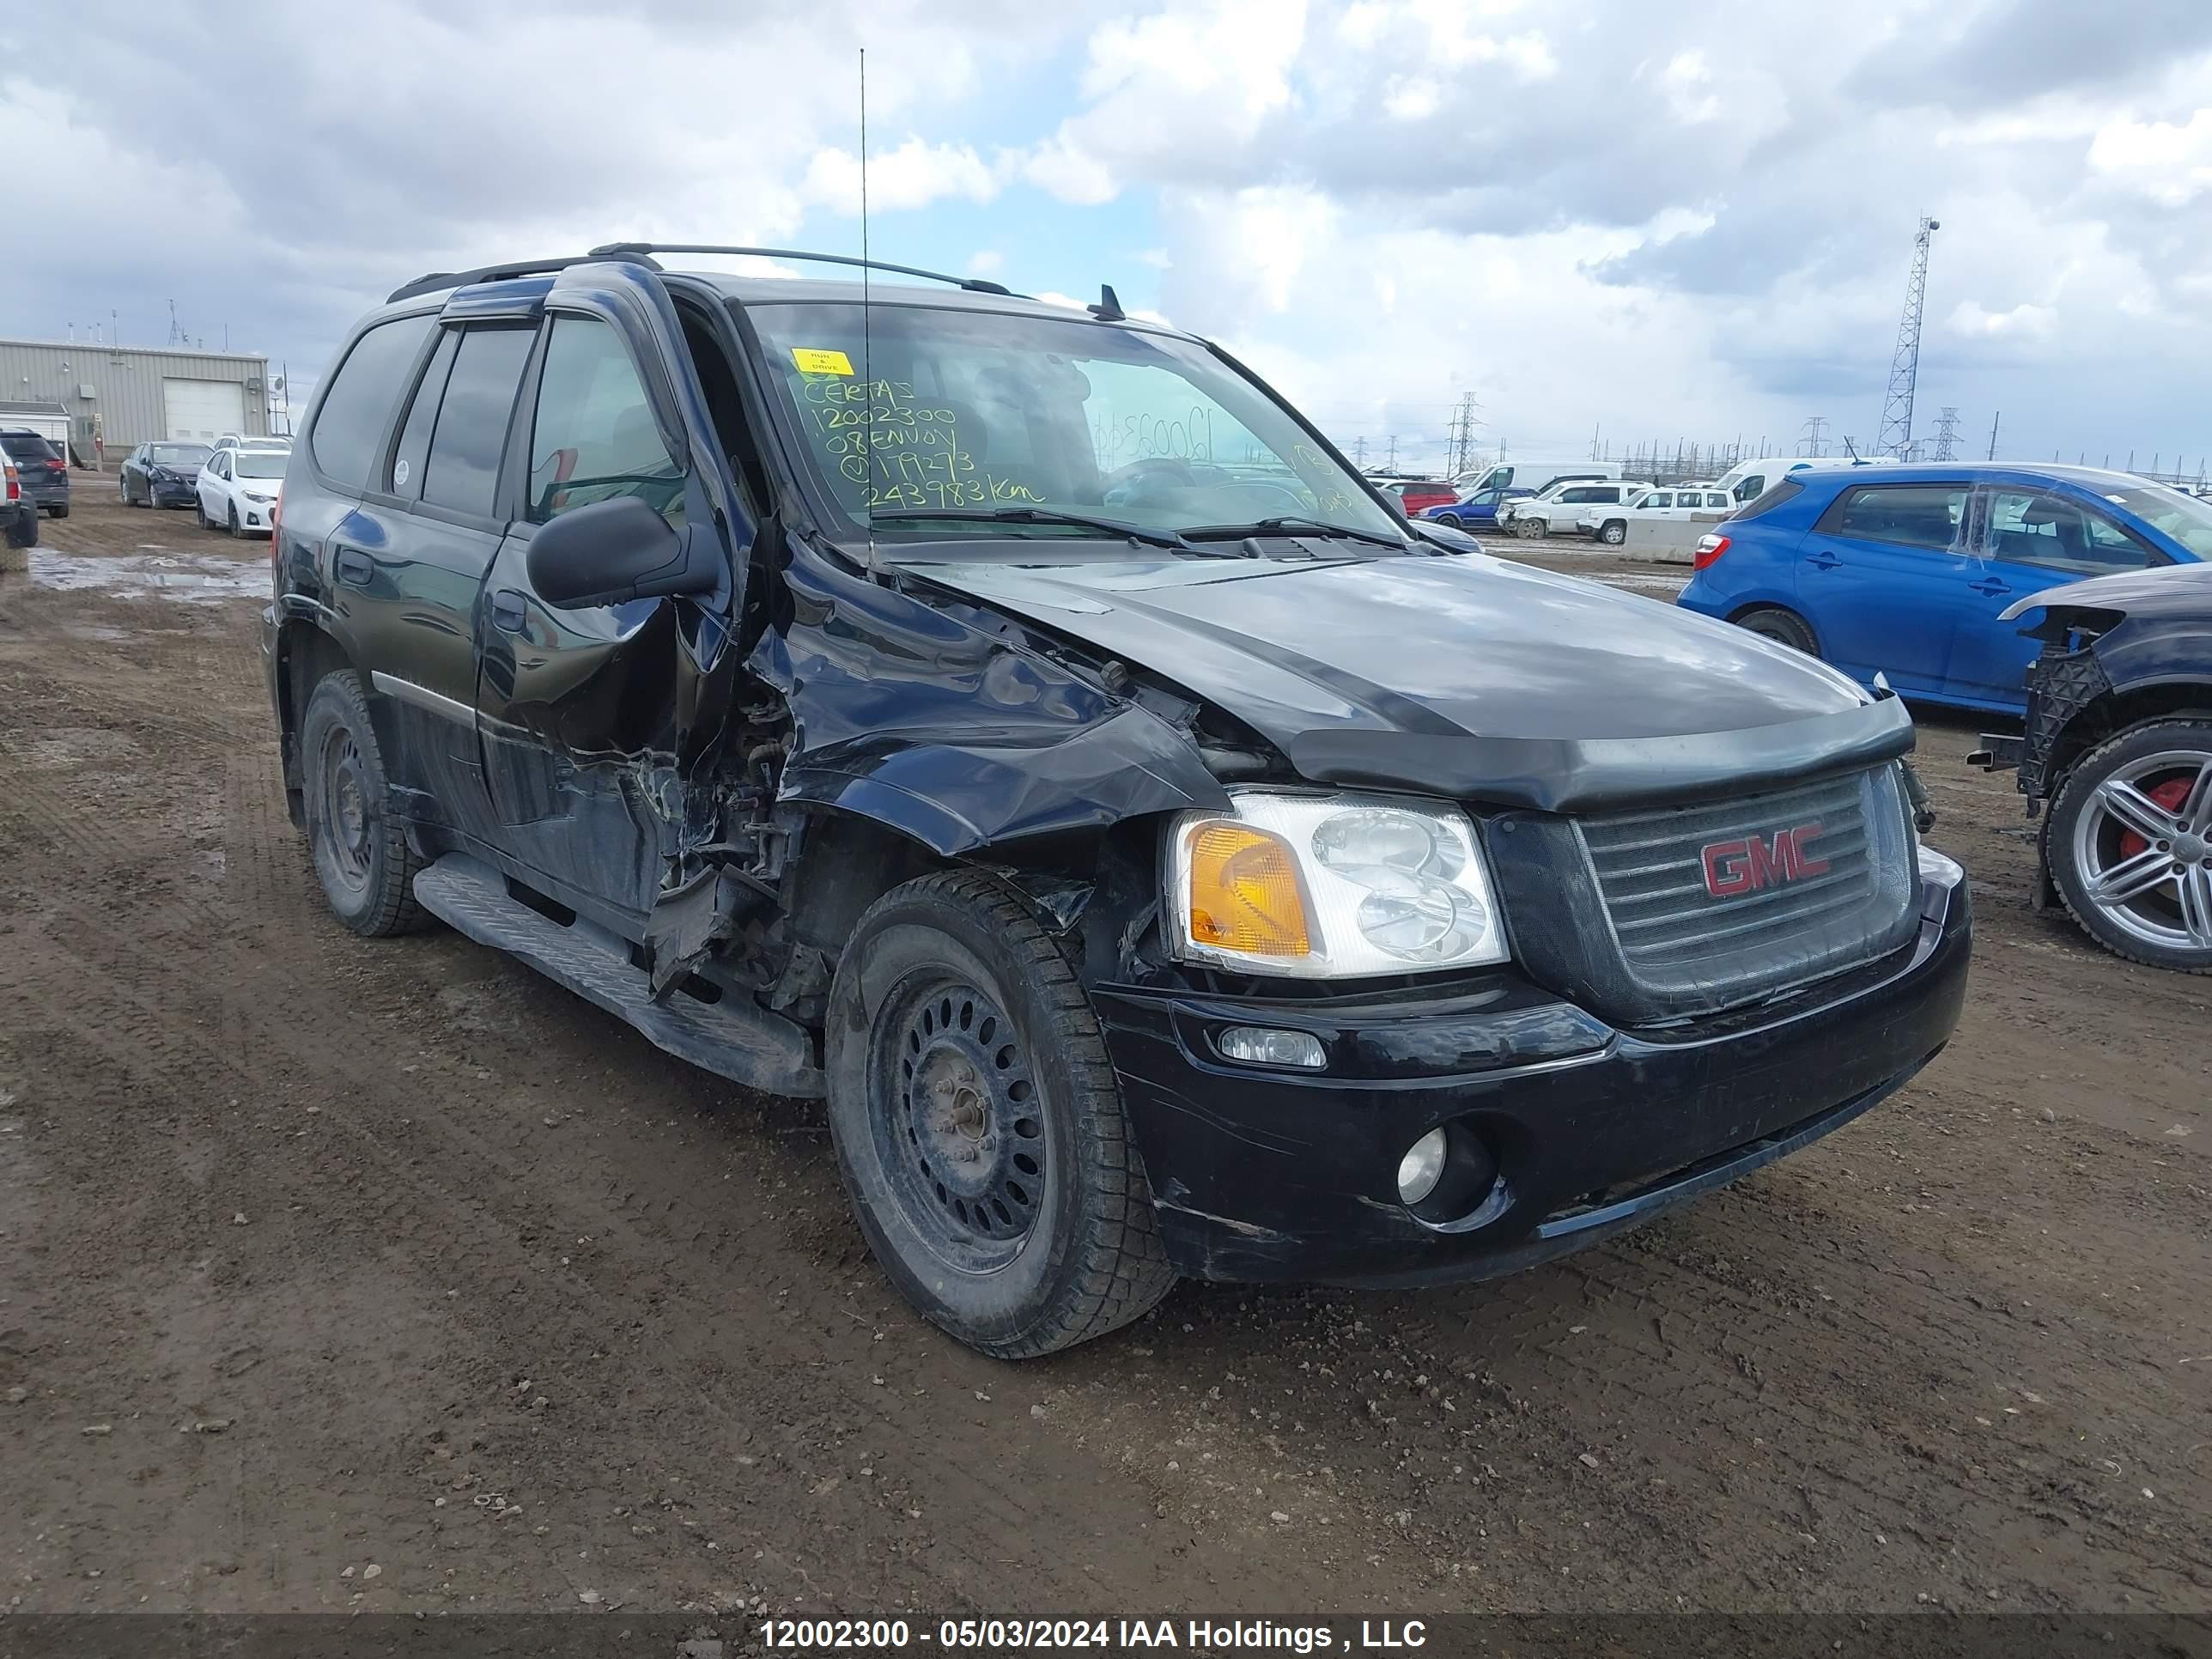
left=526, top=495, right=721, bottom=610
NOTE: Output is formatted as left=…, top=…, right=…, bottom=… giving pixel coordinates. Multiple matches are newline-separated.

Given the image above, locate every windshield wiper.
left=1178, top=516, right=1407, bottom=550
left=867, top=507, right=1205, bottom=553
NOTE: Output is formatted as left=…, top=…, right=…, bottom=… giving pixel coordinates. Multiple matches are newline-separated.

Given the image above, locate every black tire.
left=825, top=870, right=1176, bottom=1358
left=2045, top=718, right=2212, bottom=974
left=49, top=505, right=68, bottom=520
left=227, top=503, right=242, bottom=538
left=298, top=671, right=429, bottom=938
left=195, top=498, right=209, bottom=531
left=1735, top=605, right=1818, bottom=655
left=1598, top=520, right=1626, bottom=545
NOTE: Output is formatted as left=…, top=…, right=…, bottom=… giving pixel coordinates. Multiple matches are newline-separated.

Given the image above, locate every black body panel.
left=1100, top=869, right=1968, bottom=1285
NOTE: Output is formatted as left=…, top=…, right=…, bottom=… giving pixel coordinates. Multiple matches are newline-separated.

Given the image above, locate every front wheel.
left=1513, top=517, right=1547, bottom=539
left=825, top=871, right=1176, bottom=1358
left=2046, top=720, right=2212, bottom=973
left=1598, top=520, right=1626, bottom=545
left=227, top=503, right=242, bottom=538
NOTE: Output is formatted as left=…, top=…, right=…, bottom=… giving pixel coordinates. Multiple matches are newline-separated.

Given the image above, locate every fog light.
left=1397, top=1127, right=1448, bottom=1206
left=1216, top=1026, right=1326, bottom=1070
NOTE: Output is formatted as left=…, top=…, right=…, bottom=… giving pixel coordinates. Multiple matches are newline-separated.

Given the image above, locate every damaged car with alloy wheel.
left=264, top=244, right=1972, bottom=1358
left=1971, top=557, right=2212, bottom=973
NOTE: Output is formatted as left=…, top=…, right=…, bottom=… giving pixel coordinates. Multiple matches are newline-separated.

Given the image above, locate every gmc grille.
left=1574, top=765, right=1918, bottom=1017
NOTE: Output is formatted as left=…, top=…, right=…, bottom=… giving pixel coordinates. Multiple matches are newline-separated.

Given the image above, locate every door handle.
left=1805, top=550, right=1841, bottom=570
left=1969, top=578, right=2011, bottom=596
left=491, top=589, right=528, bottom=633
left=335, top=547, right=372, bottom=586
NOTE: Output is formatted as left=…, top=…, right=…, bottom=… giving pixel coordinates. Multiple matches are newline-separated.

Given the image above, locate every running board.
left=412, top=854, right=823, bottom=1098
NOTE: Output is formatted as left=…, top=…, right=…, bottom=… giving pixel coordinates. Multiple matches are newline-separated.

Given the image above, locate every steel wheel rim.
left=316, top=726, right=374, bottom=896
left=2072, top=748, right=2212, bottom=952
left=872, top=976, right=1046, bottom=1274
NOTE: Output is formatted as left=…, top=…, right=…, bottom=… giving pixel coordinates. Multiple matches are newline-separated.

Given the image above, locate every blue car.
left=1424, top=484, right=1534, bottom=531
left=1677, top=464, right=2212, bottom=714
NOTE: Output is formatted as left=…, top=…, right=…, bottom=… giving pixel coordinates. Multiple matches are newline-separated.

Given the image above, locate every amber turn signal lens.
left=1186, top=823, right=1311, bottom=957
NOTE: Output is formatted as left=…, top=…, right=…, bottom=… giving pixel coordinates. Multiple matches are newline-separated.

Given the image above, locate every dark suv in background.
left=0, top=429, right=70, bottom=519
left=264, top=244, right=1969, bottom=1358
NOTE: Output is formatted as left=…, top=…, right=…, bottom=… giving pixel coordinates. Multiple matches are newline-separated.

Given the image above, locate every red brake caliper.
left=2117, top=777, right=2192, bottom=860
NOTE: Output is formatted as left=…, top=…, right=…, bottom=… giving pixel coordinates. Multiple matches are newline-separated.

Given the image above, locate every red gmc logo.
left=1700, top=822, right=1829, bottom=897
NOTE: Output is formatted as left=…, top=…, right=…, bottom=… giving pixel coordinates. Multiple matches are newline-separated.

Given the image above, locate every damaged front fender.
left=757, top=549, right=1230, bottom=859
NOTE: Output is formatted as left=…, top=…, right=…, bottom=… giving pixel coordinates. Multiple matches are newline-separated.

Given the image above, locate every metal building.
left=0, top=337, right=271, bottom=464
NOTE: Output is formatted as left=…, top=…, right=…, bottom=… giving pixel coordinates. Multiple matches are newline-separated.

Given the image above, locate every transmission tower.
left=1928, top=405, right=1962, bottom=462
left=1799, top=416, right=1828, bottom=458
left=1877, top=216, right=1940, bottom=459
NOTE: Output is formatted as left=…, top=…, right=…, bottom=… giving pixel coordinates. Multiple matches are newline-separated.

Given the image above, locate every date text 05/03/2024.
left=756, top=1617, right=1431, bottom=1650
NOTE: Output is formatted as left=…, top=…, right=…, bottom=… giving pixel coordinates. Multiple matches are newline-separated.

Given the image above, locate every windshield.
left=2105, top=483, right=2212, bottom=560
left=746, top=301, right=1402, bottom=550
left=233, top=450, right=288, bottom=479
left=152, top=443, right=210, bottom=466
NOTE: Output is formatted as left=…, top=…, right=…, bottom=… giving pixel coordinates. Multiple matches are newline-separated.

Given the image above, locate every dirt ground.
left=1, top=490, right=2206, bottom=1621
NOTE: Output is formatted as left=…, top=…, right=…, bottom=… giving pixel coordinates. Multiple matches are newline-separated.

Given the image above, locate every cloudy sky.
left=6, top=0, right=2210, bottom=477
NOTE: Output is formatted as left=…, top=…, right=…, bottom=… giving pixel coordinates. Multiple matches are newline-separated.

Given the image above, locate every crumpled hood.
left=907, top=550, right=1910, bottom=812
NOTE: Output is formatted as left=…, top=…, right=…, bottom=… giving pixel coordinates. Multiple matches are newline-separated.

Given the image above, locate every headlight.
left=243, top=490, right=272, bottom=502
left=1166, top=791, right=1508, bottom=977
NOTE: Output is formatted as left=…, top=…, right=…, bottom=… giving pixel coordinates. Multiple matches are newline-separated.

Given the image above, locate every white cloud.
left=1658, top=51, right=1718, bottom=124
left=1948, top=300, right=2060, bottom=341
left=2088, top=106, right=2212, bottom=204
left=1020, top=0, right=1308, bottom=204
left=801, top=137, right=1004, bottom=215
left=967, top=248, right=1005, bottom=276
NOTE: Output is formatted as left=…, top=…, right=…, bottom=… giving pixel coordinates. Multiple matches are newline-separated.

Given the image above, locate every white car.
left=214, top=432, right=293, bottom=455
left=1580, top=483, right=1733, bottom=545
left=196, top=445, right=288, bottom=537
left=1502, top=479, right=1639, bottom=539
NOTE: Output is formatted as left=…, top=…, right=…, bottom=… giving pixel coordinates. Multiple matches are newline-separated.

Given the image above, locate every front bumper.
left=149, top=477, right=197, bottom=506
left=1097, top=865, right=1970, bottom=1285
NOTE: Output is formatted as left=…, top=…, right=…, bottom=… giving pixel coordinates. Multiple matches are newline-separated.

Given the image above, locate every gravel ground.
left=0, top=491, right=2205, bottom=1621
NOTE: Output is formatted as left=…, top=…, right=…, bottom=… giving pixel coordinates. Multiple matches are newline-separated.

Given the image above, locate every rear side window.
left=311, top=313, right=435, bottom=489
left=1, top=432, right=58, bottom=461
left=386, top=329, right=460, bottom=497
left=1817, top=483, right=1966, bottom=550
left=420, top=326, right=534, bottom=519
left=526, top=317, right=684, bottom=526
left=1726, top=477, right=1804, bottom=522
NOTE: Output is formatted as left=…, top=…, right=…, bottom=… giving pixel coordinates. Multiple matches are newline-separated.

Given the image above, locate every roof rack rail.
left=386, top=250, right=664, bottom=307
left=586, top=242, right=1015, bottom=297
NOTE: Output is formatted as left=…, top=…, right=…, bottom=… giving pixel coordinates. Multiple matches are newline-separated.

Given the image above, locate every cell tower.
left=1876, top=216, right=1939, bottom=459
left=1928, top=405, right=1962, bottom=462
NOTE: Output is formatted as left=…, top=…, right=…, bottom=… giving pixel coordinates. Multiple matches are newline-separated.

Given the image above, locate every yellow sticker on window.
left=791, top=348, right=854, bottom=376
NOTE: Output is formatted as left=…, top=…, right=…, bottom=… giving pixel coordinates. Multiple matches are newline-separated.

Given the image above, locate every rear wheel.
left=825, top=870, right=1176, bottom=1358
left=2046, top=720, right=2212, bottom=973
left=1735, top=606, right=1818, bottom=655
left=299, top=671, right=429, bottom=938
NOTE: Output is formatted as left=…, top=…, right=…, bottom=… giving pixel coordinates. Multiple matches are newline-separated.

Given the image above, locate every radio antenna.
left=860, top=46, right=874, bottom=560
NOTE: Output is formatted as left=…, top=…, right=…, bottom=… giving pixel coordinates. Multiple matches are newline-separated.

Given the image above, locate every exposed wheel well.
left=2047, top=684, right=2212, bottom=793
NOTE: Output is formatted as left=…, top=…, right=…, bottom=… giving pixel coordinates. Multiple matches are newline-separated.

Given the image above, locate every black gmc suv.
left=264, top=245, right=1971, bottom=1358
